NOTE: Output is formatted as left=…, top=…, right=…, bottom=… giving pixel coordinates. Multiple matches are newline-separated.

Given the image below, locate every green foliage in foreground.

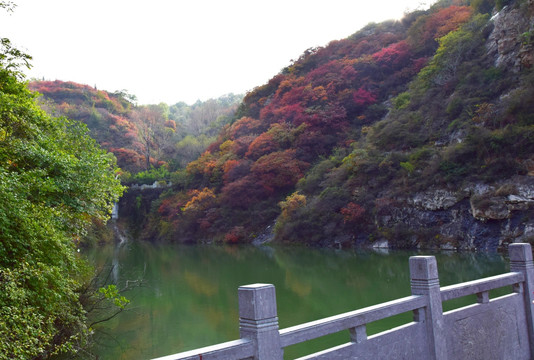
left=0, top=33, right=124, bottom=358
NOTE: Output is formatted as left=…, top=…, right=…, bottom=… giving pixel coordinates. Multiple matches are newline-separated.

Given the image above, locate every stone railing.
left=129, top=181, right=172, bottom=191
left=152, top=243, right=534, bottom=360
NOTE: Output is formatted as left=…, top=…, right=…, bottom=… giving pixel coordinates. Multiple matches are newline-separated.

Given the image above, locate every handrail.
left=151, top=339, right=254, bottom=360
left=440, top=271, right=524, bottom=302
left=279, top=294, right=426, bottom=348
left=151, top=244, right=534, bottom=360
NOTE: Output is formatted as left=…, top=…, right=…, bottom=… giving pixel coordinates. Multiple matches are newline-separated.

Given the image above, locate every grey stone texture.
left=153, top=243, right=534, bottom=360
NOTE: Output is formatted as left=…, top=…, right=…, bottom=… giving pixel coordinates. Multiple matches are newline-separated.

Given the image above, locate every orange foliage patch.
left=182, top=188, right=216, bottom=212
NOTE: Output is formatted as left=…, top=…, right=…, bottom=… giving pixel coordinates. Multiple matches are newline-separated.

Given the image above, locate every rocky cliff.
left=487, top=0, right=534, bottom=70
left=378, top=2, right=534, bottom=251
left=376, top=177, right=534, bottom=250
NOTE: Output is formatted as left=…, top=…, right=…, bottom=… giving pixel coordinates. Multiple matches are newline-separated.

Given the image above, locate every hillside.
left=134, top=0, right=533, bottom=250
left=29, top=0, right=534, bottom=250
left=30, top=80, right=242, bottom=178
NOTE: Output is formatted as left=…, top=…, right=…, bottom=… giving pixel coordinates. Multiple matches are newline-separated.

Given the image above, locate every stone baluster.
left=239, top=284, right=283, bottom=360
left=476, top=291, right=490, bottom=304
left=349, top=324, right=367, bottom=344
left=410, top=256, right=448, bottom=360
left=509, top=243, right=534, bottom=357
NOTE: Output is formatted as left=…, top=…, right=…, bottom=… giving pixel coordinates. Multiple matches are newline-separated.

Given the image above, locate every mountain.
left=30, top=0, right=534, bottom=250
left=137, top=0, right=533, bottom=250
left=30, top=80, right=242, bottom=177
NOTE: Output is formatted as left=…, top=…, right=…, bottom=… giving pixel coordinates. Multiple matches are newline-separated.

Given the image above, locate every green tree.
left=0, top=11, right=124, bottom=358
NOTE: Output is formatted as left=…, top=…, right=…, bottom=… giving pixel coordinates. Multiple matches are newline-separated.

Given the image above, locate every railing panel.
left=443, top=293, right=529, bottom=360
left=151, top=339, right=254, bottom=360
left=509, top=243, right=534, bottom=357
left=440, top=272, right=524, bottom=302
left=296, top=342, right=353, bottom=360
left=279, top=295, right=426, bottom=348
left=296, top=321, right=427, bottom=360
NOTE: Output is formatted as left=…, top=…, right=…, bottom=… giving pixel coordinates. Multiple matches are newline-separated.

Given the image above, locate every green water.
left=84, top=241, right=508, bottom=359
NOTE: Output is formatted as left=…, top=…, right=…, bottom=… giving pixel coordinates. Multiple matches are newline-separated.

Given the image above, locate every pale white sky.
left=1, top=0, right=433, bottom=105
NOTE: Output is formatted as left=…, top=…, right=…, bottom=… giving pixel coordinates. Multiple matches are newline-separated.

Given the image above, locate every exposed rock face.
left=375, top=177, right=534, bottom=251
left=410, top=189, right=460, bottom=210
left=470, top=196, right=509, bottom=220
left=487, top=1, right=534, bottom=70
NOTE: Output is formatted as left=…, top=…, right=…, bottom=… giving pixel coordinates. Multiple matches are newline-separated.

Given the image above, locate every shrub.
left=393, top=92, right=411, bottom=110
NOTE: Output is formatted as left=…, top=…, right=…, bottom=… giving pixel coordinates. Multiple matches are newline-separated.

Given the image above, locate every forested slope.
left=30, top=80, right=242, bottom=178
left=28, top=0, right=534, bottom=250
left=145, top=0, right=534, bottom=249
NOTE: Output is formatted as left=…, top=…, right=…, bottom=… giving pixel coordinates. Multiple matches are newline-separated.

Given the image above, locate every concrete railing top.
left=279, top=295, right=426, bottom=348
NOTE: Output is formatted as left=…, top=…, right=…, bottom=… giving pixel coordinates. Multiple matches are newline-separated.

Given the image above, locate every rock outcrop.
left=487, top=1, right=534, bottom=70
left=375, top=176, right=534, bottom=250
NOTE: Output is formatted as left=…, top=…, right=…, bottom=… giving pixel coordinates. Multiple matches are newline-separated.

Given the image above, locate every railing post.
left=509, top=243, right=534, bottom=357
left=410, top=256, right=447, bottom=360
left=238, top=284, right=283, bottom=360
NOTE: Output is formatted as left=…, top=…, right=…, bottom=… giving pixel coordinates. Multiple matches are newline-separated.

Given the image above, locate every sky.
left=1, top=0, right=434, bottom=105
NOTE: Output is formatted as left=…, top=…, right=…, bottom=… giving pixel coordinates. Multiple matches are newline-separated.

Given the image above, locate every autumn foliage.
left=340, top=202, right=366, bottom=224
left=35, top=2, right=501, bottom=247
left=30, top=81, right=150, bottom=173
left=30, top=81, right=241, bottom=176
left=138, top=1, right=482, bottom=244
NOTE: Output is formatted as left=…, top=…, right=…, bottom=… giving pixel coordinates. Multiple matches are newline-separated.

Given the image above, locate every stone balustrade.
left=153, top=243, right=534, bottom=360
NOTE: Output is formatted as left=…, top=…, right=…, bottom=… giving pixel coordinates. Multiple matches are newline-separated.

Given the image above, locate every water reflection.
left=83, top=243, right=507, bottom=359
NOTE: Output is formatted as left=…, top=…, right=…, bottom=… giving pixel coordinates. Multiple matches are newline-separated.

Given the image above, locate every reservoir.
left=84, top=241, right=508, bottom=359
